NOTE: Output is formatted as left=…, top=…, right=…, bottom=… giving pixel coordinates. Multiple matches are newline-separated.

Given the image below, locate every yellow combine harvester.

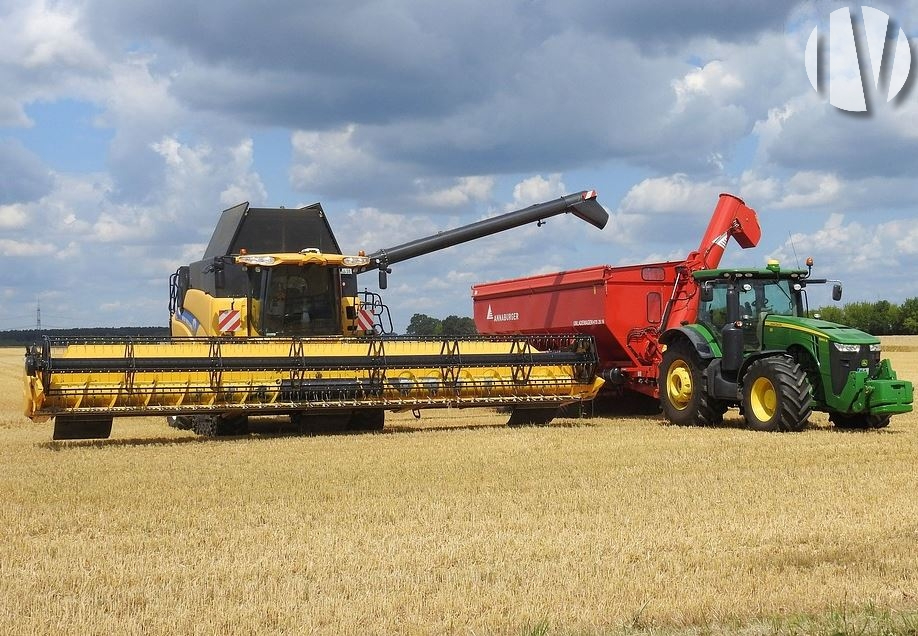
left=25, top=192, right=608, bottom=439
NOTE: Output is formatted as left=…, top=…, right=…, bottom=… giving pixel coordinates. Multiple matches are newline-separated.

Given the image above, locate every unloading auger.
left=25, top=192, right=608, bottom=439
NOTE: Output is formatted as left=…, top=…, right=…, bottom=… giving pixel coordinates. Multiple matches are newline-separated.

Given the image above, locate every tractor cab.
left=694, top=259, right=841, bottom=352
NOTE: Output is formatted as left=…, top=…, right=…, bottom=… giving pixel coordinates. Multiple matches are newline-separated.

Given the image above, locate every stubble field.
left=2, top=341, right=918, bottom=635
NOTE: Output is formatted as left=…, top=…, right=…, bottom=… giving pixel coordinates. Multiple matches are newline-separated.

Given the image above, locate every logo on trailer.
left=486, top=305, right=519, bottom=322
left=217, top=309, right=242, bottom=333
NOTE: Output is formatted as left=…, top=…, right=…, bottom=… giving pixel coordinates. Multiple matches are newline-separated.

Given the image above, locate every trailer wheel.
left=742, top=357, right=812, bottom=432
left=659, top=341, right=721, bottom=426
left=829, top=413, right=891, bottom=429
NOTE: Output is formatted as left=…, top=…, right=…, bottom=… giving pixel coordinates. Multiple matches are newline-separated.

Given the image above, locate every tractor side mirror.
left=700, top=284, right=713, bottom=303
left=378, top=267, right=389, bottom=290
left=832, top=283, right=843, bottom=301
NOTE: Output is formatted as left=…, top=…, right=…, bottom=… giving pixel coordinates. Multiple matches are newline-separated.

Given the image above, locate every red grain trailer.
left=472, top=194, right=761, bottom=400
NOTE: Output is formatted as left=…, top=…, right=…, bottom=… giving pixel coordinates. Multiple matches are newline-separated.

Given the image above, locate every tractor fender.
left=660, top=326, right=719, bottom=360
left=736, top=350, right=793, bottom=386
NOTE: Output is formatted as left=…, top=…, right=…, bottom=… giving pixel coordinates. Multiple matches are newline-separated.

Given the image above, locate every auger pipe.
left=361, top=190, right=608, bottom=273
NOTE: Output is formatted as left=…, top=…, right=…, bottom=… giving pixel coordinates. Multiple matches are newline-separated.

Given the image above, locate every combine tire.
left=349, top=409, right=385, bottom=432
left=507, top=407, right=558, bottom=426
left=659, top=341, right=722, bottom=426
left=829, top=413, right=891, bottom=429
left=741, top=357, right=812, bottom=432
left=166, top=416, right=194, bottom=430
left=191, top=414, right=249, bottom=437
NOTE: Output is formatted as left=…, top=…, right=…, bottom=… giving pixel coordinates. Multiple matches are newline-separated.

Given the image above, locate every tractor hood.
left=762, top=315, right=880, bottom=345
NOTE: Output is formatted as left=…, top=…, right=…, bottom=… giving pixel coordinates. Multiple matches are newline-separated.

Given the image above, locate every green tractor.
left=659, top=259, right=913, bottom=431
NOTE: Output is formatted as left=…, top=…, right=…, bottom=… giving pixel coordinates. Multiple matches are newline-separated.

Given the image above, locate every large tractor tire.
left=829, top=413, right=891, bottom=429
left=659, top=340, right=723, bottom=426
left=741, top=357, right=812, bottom=432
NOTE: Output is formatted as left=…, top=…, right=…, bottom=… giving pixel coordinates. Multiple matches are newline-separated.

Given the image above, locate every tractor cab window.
left=698, top=278, right=798, bottom=350
left=258, top=265, right=340, bottom=336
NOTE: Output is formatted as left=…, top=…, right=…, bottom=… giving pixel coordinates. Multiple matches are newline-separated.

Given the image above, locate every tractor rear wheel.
left=659, top=340, right=721, bottom=426
left=742, top=357, right=812, bottom=432
left=829, top=413, right=891, bottom=429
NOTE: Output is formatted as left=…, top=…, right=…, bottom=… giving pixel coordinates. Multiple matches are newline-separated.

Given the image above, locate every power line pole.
left=36, top=300, right=41, bottom=330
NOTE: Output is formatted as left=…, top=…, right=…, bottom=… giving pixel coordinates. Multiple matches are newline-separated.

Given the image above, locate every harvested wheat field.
left=2, top=343, right=918, bottom=636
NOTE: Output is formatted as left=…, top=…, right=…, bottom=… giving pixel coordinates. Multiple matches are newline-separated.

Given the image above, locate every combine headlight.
left=342, top=255, right=371, bottom=267
left=869, top=343, right=882, bottom=353
left=236, top=255, right=277, bottom=266
left=833, top=342, right=861, bottom=353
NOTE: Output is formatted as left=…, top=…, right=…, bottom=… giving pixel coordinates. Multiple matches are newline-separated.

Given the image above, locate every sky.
left=3, top=0, right=918, bottom=332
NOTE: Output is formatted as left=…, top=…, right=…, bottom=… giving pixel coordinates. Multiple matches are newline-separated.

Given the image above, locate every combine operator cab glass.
left=251, top=265, right=340, bottom=336
left=699, top=279, right=799, bottom=350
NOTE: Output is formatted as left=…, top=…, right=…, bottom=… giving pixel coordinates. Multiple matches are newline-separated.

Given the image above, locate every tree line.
left=407, top=299, right=918, bottom=338
left=0, top=327, right=169, bottom=347
left=812, top=299, right=918, bottom=335
left=404, top=313, right=478, bottom=336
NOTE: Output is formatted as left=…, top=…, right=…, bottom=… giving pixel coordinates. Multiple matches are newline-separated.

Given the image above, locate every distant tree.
left=404, top=313, right=477, bottom=336
left=441, top=315, right=477, bottom=336
left=898, top=297, right=918, bottom=335
left=812, top=305, right=845, bottom=323
left=405, top=313, right=443, bottom=336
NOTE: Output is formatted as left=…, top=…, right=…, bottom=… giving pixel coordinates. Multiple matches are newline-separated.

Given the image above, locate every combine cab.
left=25, top=192, right=608, bottom=439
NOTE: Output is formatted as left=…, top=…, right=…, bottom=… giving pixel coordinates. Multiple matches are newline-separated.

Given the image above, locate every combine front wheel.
left=742, top=357, right=812, bottom=432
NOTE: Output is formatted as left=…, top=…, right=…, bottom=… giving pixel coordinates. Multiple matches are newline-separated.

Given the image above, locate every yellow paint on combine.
left=25, top=337, right=603, bottom=420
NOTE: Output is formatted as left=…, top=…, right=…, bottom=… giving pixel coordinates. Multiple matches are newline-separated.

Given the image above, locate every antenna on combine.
left=36, top=300, right=41, bottom=330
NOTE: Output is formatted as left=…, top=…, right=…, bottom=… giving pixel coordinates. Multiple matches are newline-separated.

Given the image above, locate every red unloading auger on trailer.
left=646, top=194, right=761, bottom=361
left=472, top=193, right=762, bottom=399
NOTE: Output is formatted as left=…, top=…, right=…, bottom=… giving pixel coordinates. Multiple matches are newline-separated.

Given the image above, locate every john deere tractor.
left=659, top=259, right=913, bottom=431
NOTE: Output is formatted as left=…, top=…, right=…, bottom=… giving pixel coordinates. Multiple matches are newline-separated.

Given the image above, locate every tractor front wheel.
left=829, top=413, right=891, bottom=429
left=659, top=341, right=721, bottom=426
left=742, top=357, right=812, bottom=432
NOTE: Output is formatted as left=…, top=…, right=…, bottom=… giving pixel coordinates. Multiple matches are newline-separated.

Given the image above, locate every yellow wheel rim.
left=749, top=376, right=777, bottom=422
left=666, top=360, right=693, bottom=410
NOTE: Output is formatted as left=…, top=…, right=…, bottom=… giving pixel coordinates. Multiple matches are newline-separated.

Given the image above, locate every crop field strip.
left=1, top=344, right=918, bottom=635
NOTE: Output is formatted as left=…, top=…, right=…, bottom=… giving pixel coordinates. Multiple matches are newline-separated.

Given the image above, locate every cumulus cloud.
left=0, top=139, right=54, bottom=204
